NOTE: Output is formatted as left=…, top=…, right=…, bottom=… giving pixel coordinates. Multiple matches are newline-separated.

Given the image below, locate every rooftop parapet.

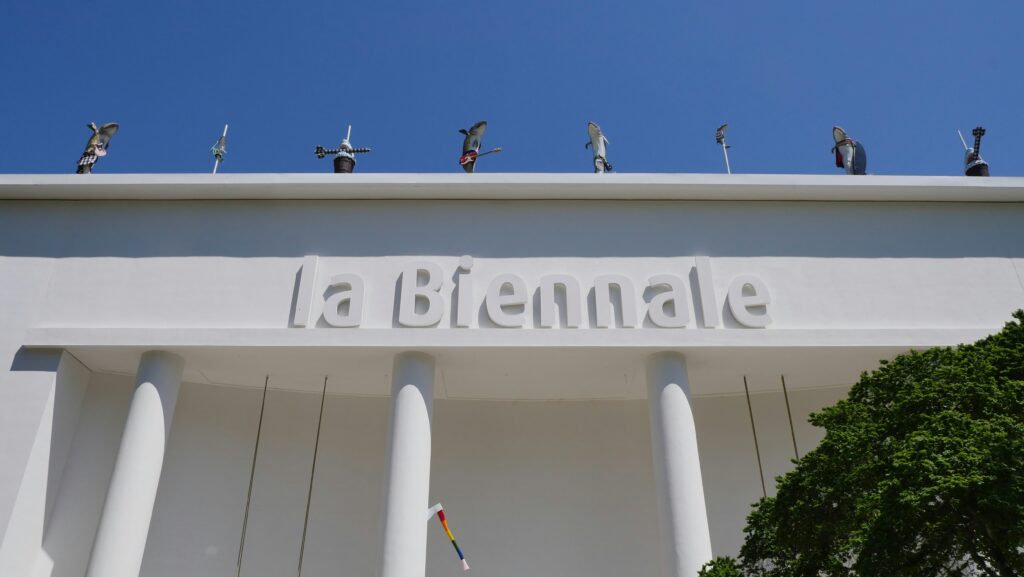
left=2, top=173, right=1024, bottom=202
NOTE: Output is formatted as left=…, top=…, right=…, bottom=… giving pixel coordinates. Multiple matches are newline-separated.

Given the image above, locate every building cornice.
left=23, top=326, right=998, bottom=350
left=2, top=173, right=1024, bottom=202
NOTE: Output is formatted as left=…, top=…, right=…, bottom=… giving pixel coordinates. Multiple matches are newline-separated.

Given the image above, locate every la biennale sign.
left=293, top=256, right=772, bottom=330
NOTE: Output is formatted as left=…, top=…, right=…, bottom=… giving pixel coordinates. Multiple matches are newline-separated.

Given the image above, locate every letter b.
left=398, top=262, right=445, bottom=327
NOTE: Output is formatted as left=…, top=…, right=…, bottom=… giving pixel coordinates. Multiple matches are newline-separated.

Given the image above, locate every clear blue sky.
left=3, top=1, right=1022, bottom=175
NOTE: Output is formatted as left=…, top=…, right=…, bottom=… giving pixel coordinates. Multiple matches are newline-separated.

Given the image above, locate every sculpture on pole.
left=459, top=121, right=502, bottom=173
left=715, top=124, right=731, bottom=174
left=315, top=125, right=370, bottom=173
left=76, top=122, right=119, bottom=174
left=586, top=121, right=613, bottom=173
left=211, top=125, right=228, bottom=174
left=831, top=126, right=867, bottom=175
left=958, top=127, right=990, bottom=176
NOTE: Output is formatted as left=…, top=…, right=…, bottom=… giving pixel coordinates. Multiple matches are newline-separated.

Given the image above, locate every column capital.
left=391, top=352, right=435, bottom=398
left=138, top=349, right=185, bottom=372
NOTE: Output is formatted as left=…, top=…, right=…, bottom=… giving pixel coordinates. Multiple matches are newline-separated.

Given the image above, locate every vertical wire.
left=297, top=376, right=329, bottom=577
left=235, top=375, right=271, bottom=577
left=744, top=376, right=767, bottom=498
left=781, top=375, right=800, bottom=460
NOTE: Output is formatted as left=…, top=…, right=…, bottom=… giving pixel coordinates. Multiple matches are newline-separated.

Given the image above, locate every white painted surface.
left=691, top=392, right=764, bottom=556
left=647, top=353, right=713, bottom=577
left=37, top=374, right=133, bottom=577
left=38, top=377, right=672, bottom=577
left=138, top=381, right=264, bottom=577
left=85, top=352, right=183, bottom=577
left=1, top=376, right=57, bottom=577
left=380, top=353, right=435, bottom=577
left=9, top=371, right=990, bottom=577
left=0, top=175, right=1022, bottom=576
left=0, top=352, right=89, bottom=577
left=14, top=255, right=1021, bottom=333
left=234, top=385, right=322, bottom=577
left=3, top=173, right=1024, bottom=202
left=0, top=256, right=58, bottom=563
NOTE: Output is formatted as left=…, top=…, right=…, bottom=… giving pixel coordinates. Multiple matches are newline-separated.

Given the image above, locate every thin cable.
left=744, top=376, right=767, bottom=498
left=235, top=375, right=270, bottom=577
left=781, top=375, right=800, bottom=460
left=297, top=376, right=329, bottom=577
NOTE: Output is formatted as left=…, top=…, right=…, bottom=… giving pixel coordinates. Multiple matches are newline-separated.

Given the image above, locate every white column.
left=380, top=352, right=435, bottom=577
left=85, top=350, right=184, bottom=577
left=646, top=352, right=713, bottom=577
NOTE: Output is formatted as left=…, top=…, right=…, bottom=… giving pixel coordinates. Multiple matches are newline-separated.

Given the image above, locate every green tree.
left=705, top=311, right=1024, bottom=577
left=700, top=556, right=744, bottom=577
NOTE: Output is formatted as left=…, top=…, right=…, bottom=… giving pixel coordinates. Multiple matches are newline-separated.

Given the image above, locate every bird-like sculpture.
left=459, top=121, right=502, bottom=173
left=76, top=122, right=119, bottom=174
left=831, top=126, right=867, bottom=175
left=586, top=122, right=613, bottom=173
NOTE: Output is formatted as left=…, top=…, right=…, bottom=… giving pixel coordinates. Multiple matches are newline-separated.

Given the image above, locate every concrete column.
left=85, top=350, right=184, bottom=577
left=646, top=352, right=713, bottom=577
left=380, top=352, right=435, bottom=577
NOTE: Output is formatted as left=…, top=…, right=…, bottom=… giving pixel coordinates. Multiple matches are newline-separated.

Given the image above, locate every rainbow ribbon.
left=428, top=503, right=470, bottom=571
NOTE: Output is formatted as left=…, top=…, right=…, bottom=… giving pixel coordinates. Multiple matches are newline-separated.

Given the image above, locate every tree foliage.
left=707, top=311, right=1024, bottom=577
left=700, top=556, right=745, bottom=577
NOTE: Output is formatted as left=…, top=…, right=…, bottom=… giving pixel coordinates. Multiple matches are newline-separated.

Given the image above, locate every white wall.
left=40, top=377, right=668, bottom=577
left=35, top=372, right=134, bottom=577
left=0, top=256, right=58, bottom=566
left=31, top=370, right=853, bottom=577
left=3, top=199, right=1024, bottom=260
left=3, top=192, right=1023, bottom=574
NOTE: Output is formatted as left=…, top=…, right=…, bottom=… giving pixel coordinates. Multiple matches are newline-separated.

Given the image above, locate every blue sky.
left=2, top=1, right=1022, bottom=175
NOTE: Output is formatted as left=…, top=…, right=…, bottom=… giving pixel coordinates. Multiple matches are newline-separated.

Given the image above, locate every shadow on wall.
left=1, top=200, right=1023, bottom=258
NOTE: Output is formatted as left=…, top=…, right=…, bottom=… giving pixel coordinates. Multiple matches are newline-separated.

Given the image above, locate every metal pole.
left=235, top=375, right=270, bottom=577
left=780, top=375, right=799, bottom=460
left=297, top=376, right=329, bottom=577
left=721, top=142, right=732, bottom=175
left=743, top=376, right=767, bottom=498
left=957, top=129, right=969, bottom=151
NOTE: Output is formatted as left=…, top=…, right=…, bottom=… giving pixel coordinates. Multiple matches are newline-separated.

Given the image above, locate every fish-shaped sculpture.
left=586, top=121, right=612, bottom=173
left=831, top=126, right=867, bottom=175
left=76, top=122, right=119, bottom=174
left=459, top=121, right=501, bottom=173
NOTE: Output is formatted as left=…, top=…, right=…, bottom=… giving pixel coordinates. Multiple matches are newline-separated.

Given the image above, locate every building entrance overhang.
left=22, top=326, right=990, bottom=398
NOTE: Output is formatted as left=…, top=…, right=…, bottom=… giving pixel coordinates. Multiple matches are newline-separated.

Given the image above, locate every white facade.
left=1, top=174, right=1023, bottom=577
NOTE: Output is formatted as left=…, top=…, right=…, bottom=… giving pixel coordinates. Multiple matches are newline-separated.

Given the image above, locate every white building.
left=1, top=173, right=1023, bottom=577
